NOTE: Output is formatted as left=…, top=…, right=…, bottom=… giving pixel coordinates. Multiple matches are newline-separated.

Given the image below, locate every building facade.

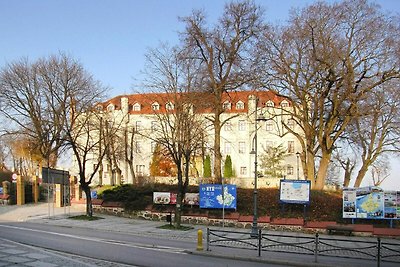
left=75, top=90, right=304, bottom=188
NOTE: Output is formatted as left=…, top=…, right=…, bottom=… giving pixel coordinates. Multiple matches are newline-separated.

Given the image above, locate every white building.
left=77, top=90, right=303, bottom=188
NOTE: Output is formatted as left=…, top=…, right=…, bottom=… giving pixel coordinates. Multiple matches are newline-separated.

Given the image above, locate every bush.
left=98, top=184, right=344, bottom=222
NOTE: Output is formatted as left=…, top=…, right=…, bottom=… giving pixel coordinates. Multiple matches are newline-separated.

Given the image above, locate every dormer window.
left=223, top=101, right=232, bottom=110
left=107, top=104, right=115, bottom=112
left=280, top=100, right=289, bottom=108
left=96, top=105, right=103, bottom=111
left=152, top=102, right=160, bottom=111
left=132, top=103, right=141, bottom=111
left=166, top=102, right=174, bottom=110
left=236, top=101, right=244, bottom=110
left=266, top=101, right=274, bottom=107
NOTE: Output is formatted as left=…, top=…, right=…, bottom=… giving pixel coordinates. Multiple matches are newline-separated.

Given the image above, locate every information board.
left=279, top=179, right=311, bottom=204
left=199, top=184, right=237, bottom=209
left=343, top=187, right=400, bottom=219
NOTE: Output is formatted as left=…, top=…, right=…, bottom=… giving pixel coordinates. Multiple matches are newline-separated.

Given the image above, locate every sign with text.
left=199, top=184, right=237, bottom=209
left=343, top=187, right=400, bottom=219
left=279, top=180, right=311, bottom=205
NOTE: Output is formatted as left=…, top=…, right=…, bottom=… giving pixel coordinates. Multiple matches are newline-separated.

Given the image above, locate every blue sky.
left=1, top=0, right=399, bottom=189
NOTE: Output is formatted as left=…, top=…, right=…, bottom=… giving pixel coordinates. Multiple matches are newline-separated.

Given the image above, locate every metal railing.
left=206, top=228, right=400, bottom=266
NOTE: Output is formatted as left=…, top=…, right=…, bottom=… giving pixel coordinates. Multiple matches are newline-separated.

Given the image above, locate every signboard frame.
left=279, top=179, right=311, bottom=205
left=199, top=184, right=237, bottom=209
left=342, top=187, right=400, bottom=220
left=42, top=167, right=69, bottom=185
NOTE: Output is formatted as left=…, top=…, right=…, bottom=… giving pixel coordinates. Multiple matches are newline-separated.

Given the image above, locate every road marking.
left=0, top=224, right=187, bottom=255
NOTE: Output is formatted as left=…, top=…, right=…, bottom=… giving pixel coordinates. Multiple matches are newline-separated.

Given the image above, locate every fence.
left=206, top=228, right=400, bottom=266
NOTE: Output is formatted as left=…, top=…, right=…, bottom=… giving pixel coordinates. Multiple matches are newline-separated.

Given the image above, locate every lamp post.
left=296, top=152, right=300, bottom=180
left=249, top=97, right=267, bottom=238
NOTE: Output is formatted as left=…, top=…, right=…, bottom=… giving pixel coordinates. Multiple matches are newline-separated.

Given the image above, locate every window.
left=151, top=142, right=157, bottom=153
left=239, top=142, right=246, bottom=154
left=225, top=142, right=231, bottom=154
left=107, top=104, right=114, bottom=111
left=152, top=102, right=160, bottom=111
left=166, top=102, right=174, bottom=110
left=266, top=101, right=274, bottom=107
left=240, top=167, right=247, bottom=176
left=287, top=141, right=295, bottom=153
left=135, top=121, right=142, bottom=132
left=287, top=165, right=294, bottom=175
left=135, top=141, right=142, bottom=153
left=224, top=121, right=233, bottom=131
left=266, top=141, right=273, bottom=148
left=287, top=119, right=295, bottom=129
left=238, top=120, right=246, bottom=131
left=281, top=100, right=289, bottom=108
left=151, top=121, right=158, bottom=132
left=136, top=165, right=145, bottom=176
left=266, top=121, right=274, bottom=131
left=236, top=101, right=244, bottom=110
left=223, top=101, right=231, bottom=110
left=133, top=103, right=141, bottom=111
left=96, top=105, right=103, bottom=111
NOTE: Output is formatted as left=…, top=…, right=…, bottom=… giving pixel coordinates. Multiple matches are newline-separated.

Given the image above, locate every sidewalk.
left=0, top=203, right=399, bottom=267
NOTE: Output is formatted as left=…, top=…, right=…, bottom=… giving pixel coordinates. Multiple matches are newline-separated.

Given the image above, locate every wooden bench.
left=326, top=225, right=354, bottom=236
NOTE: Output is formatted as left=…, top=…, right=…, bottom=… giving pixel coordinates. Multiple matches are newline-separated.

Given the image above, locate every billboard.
left=279, top=179, right=311, bottom=205
left=199, top=184, right=237, bottom=209
left=342, top=187, right=400, bottom=219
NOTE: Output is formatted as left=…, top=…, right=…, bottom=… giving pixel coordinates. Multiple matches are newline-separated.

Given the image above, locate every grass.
left=158, top=224, right=194, bottom=231
left=69, top=215, right=104, bottom=221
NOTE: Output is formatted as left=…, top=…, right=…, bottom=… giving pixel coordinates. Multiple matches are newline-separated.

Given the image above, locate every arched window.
left=152, top=102, right=160, bottom=111
left=223, top=101, right=232, bottom=110
left=166, top=102, right=174, bottom=110
left=132, top=103, right=141, bottom=111
left=280, top=100, right=289, bottom=107
left=236, top=101, right=245, bottom=110
left=107, top=104, right=115, bottom=111
left=266, top=101, right=274, bottom=107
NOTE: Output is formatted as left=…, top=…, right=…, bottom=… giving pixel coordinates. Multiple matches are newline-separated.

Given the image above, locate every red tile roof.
left=100, top=90, right=289, bottom=114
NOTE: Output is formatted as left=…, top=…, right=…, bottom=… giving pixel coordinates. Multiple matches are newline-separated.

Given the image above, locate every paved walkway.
left=0, top=203, right=399, bottom=267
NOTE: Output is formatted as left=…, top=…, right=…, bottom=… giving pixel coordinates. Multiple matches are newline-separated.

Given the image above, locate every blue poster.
left=199, top=184, right=237, bottom=209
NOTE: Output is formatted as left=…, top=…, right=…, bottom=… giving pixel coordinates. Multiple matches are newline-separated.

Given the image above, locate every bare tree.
left=180, top=0, right=266, bottom=183
left=143, top=43, right=207, bottom=227
left=347, top=83, right=400, bottom=187
left=259, top=0, right=400, bottom=189
left=0, top=52, right=107, bottom=216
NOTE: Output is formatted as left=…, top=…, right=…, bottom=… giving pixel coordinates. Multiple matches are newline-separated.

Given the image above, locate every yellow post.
left=33, top=175, right=39, bottom=203
left=16, top=175, right=25, bottom=205
left=55, top=184, right=63, bottom=207
left=197, top=229, right=203, bottom=251
left=2, top=181, right=9, bottom=195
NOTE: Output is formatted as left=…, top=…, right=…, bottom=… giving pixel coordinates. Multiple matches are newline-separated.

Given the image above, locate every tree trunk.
left=213, top=116, right=222, bottom=183
left=98, top=163, right=103, bottom=186
left=315, top=153, right=331, bottom=190
left=81, top=182, right=93, bottom=217
left=305, top=152, right=316, bottom=188
left=353, top=165, right=369, bottom=188
left=175, top=168, right=183, bottom=228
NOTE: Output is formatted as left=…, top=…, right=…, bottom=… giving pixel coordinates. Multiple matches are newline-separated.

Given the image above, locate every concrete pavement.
left=0, top=203, right=399, bottom=267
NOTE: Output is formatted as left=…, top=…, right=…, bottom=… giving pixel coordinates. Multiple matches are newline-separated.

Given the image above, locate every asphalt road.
left=0, top=222, right=279, bottom=267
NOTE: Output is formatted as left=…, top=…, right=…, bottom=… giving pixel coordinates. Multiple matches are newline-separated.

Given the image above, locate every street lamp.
left=249, top=98, right=267, bottom=238
left=296, top=152, right=300, bottom=180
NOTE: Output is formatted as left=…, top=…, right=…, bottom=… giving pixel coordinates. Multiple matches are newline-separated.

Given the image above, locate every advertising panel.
left=199, top=184, right=237, bottom=209
left=342, top=187, right=400, bottom=220
left=279, top=180, right=311, bottom=205
left=153, top=192, right=177, bottom=205
left=343, top=188, right=356, bottom=218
